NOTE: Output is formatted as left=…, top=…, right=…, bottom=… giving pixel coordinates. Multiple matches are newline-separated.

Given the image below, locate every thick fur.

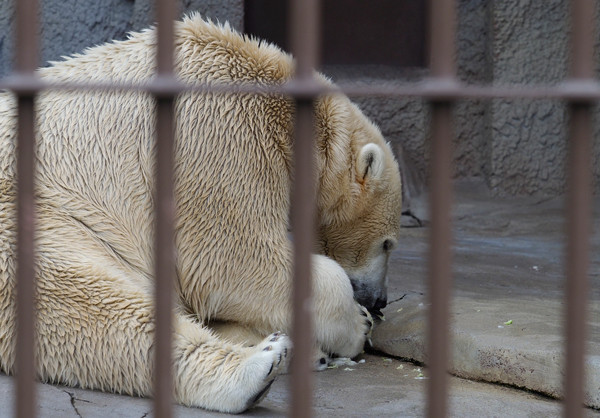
left=0, top=15, right=401, bottom=412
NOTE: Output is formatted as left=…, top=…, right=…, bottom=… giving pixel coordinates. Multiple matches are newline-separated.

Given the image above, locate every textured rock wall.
left=0, top=0, right=242, bottom=76
left=488, top=0, right=569, bottom=195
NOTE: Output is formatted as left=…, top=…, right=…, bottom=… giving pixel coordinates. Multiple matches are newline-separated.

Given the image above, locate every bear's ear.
left=356, top=143, right=385, bottom=184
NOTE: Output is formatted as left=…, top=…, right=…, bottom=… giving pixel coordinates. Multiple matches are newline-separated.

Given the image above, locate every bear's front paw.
left=316, top=301, right=374, bottom=360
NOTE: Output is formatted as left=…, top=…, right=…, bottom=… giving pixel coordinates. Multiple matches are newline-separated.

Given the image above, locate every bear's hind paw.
left=241, top=332, right=291, bottom=410
left=254, top=332, right=291, bottom=378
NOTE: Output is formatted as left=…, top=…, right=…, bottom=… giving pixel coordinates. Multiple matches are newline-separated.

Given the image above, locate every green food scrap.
left=504, top=320, right=513, bottom=325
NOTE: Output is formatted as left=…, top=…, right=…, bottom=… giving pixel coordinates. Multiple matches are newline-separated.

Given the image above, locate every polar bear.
left=0, top=14, right=402, bottom=413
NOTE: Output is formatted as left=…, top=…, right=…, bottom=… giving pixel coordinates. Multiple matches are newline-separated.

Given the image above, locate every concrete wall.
left=0, top=0, right=242, bottom=76
left=0, top=0, right=595, bottom=196
left=487, top=0, right=569, bottom=195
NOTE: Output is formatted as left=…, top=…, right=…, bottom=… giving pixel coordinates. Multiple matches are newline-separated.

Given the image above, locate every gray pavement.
left=375, top=181, right=600, bottom=412
left=1, top=180, right=600, bottom=416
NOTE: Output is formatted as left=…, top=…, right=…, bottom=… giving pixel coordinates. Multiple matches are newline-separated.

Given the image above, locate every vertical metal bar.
left=289, top=0, right=320, bottom=417
left=427, top=102, right=454, bottom=418
left=289, top=99, right=316, bottom=418
left=290, top=0, right=320, bottom=80
left=15, top=0, right=39, bottom=416
left=569, top=0, right=594, bottom=80
left=565, top=105, right=592, bottom=418
left=15, top=96, right=36, bottom=418
left=428, top=0, right=456, bottom=78
left=427, top=1, right=456, bottom=417
left=154, top=0, right=177, bottom=417
left=565, top=1, right=594, bottom=417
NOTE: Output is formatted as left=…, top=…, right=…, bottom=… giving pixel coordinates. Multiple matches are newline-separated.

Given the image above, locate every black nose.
left=373, top=297, right=387, bottom=310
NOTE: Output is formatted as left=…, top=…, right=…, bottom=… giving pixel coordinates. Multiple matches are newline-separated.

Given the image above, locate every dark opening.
left=244, top=0, right=426, bottom=68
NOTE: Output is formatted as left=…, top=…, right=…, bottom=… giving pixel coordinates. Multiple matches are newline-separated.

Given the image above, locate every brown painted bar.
left=14, top=0, right=39, bottom=416
left=154, top=0, right=178, bottom=417
left=289, top=99, right=316, bottom=418
left=427, top=0, right=457, bottom=417
left=288, top=0, right=320, bottom=417
left=565, top=105, right=592, bottom=418
left=565, top=1, right=594, bottom=417
left=15, top=96, right=36, bottom=418
left=426, top=101, right=454, bottom=418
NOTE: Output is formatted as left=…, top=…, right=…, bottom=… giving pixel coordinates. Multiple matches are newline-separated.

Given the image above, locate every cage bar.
left=426, top=102, right=454, bottom=418
left=565, top=1, right=594, bottom=416
left=153, top=0, right=178, bottom=417
left=565, top=105, right=592, bottom=418
left=14, top=0, right=39, bottom=416
left=288, top=0, right=320, bottom=417
left=427, top=0, right=457, bottom=417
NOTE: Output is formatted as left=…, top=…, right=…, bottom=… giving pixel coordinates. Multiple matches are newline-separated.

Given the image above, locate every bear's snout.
left=351, top=280, right=387, bottom=313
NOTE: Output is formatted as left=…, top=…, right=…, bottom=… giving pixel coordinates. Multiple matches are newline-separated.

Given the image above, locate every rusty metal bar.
left=288, top=0, right=320, bottom=417
left=564, top=1, right=594, bottom=417
left=427, top=0, right=457, bottom=417
left=154, top=0, right=178, bottom=417
left=14, top=0, right=39, bottom=416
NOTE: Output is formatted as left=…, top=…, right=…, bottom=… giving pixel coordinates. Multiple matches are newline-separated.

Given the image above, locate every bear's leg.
left=211, top=251, right=371, bottom=361
left=24, top=249, right=290, bottom=413
left=310, top=254, right=374, bottom=358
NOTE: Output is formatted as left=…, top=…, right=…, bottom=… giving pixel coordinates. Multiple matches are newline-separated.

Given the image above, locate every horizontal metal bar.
left=3, top=76, right=600, bottom=101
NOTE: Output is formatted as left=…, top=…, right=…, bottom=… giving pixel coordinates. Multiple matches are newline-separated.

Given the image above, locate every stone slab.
left=372, top=182, right=600, bottom=410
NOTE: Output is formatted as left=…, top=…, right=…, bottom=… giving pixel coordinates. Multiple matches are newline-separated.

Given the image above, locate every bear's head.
left=314, top=94, right=402, bottom=313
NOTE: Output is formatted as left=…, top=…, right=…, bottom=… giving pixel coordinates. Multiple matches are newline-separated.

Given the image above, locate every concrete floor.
left=1, top=181, right=599, bottom=416
left=0, top=353, right=582, bottom=417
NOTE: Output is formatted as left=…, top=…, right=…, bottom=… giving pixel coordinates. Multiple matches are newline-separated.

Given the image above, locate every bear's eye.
left=382, top=239, right=394, bottom=252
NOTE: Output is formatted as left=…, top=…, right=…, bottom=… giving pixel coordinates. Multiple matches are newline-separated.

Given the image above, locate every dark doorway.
left=244, top=0, right=426, bottom=68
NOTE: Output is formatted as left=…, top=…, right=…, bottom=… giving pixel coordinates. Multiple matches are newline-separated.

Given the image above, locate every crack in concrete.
left=401, top=210, right=425, bottom=227
left=388, top=291, right=424, bottom=305
left=387, top=293, right=408, bottom=304
left=63, top=390, right=83, bottom=418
